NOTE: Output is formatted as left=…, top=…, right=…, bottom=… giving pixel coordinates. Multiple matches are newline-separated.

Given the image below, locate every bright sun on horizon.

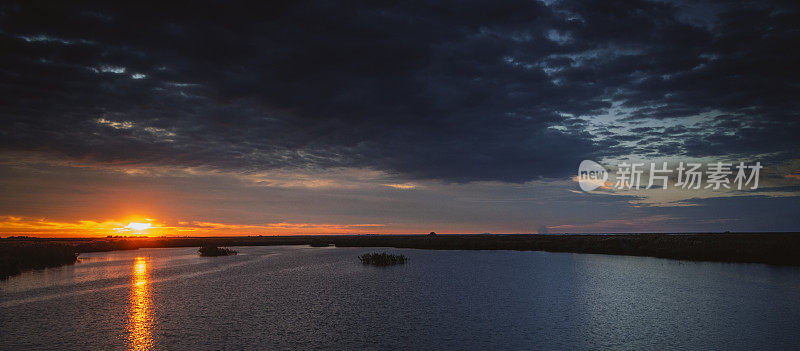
left=125, top=222, right=153, bottom=232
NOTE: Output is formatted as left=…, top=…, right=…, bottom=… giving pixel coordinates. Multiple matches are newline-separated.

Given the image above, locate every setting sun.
left=125, top=222, right=152, bottom=232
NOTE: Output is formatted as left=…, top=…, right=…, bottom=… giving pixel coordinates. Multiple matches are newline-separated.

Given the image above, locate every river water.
left=2, top=246, right=800, bottom=350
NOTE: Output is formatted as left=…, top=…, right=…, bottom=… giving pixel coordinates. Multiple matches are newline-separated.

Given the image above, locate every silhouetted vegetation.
left=335, top=233, right=800, bottom=266
left=428, top=232, right=437, bottom=236
left=358, top=252, right=408, bottom=266
left=0, top=243, right=78, bottom=279
left=3, top=232, right=800, bottom=279
left=309, top=239, right=330, bottom=247
left=198, top=245, right=238, bottom=257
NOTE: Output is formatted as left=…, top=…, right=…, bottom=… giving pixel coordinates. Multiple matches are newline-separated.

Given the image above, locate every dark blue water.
left=2, top=246, right=800, bottom=350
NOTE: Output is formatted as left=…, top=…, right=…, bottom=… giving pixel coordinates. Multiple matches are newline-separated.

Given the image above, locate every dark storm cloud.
left=0, top=0, right=798, bottom=182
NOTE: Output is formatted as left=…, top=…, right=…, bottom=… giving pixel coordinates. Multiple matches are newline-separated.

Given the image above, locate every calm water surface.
left=2, top=246, right=800, bottom=350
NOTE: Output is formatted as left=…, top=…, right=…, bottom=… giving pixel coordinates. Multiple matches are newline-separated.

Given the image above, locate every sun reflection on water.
left=127, top=256, right=153, bottom=350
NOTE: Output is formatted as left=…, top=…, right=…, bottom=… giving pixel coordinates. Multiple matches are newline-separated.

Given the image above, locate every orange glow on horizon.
left=0, top=215, right=388, bottom=237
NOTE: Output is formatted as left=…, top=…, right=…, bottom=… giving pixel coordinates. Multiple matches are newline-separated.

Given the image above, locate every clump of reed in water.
left=358, top=252, right=407, bottom=266
left=198, top=246, right=238, bottom=257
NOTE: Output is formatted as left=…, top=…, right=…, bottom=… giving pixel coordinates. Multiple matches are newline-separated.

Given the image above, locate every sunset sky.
left=1, top=1, right=799, bottom=236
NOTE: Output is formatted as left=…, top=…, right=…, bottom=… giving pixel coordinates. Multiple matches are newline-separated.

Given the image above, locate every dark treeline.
left=0, top=236, right=320, bottom=278
left=2, top=233, right=799, bottom=278
left=334, top=233, right=800, bottom=266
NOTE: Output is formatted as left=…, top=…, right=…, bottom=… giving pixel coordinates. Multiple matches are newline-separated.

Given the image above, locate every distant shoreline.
left=2, top=233, right=799, bottom=278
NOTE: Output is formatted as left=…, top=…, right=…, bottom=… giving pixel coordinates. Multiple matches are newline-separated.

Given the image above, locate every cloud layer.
left=2, top=0, right=798, bottom=183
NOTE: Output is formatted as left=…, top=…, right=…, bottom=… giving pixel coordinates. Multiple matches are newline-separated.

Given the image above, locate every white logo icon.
left=578, top=160, right=608, bottom=192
